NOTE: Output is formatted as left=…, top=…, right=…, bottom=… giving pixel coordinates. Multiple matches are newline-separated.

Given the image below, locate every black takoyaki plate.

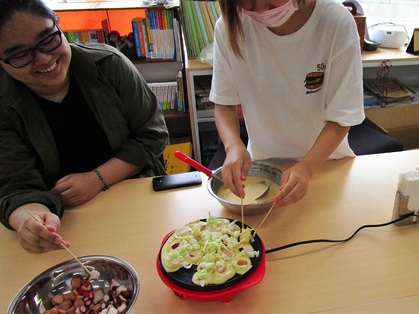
left=158, top=218, right=264, bottom=292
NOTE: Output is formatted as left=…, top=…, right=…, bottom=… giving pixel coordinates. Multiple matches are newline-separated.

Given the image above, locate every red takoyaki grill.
left=156, top=219, right=266, bottom=302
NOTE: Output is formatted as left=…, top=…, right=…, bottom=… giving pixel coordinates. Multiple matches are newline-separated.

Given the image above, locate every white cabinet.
left=185, top=59, right=215, bottom=165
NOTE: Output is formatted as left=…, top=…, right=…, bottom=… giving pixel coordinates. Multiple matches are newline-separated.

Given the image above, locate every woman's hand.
left=52, top=172, right=103, bottom=207
left=53, top=159, right=141, bottom=207
left=214, top=104, right=251, bottom=198
left=273, top=122, right=350, bottom=207
left=9, top=206, right=70, bottom=254
left=273, top=161, right=312, bottom=207
left=221, top=145, right=252, bottom=198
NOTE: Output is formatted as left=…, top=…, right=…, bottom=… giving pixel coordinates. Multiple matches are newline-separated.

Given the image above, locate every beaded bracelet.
left=93, top=168, right=110, bottom=191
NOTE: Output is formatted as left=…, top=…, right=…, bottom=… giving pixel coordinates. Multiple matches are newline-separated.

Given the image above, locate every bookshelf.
left=186, top=48, right=419, bottom=164
left=47, top=0, right=191, bottom=145
left=180, top=0, right=220, bottom=59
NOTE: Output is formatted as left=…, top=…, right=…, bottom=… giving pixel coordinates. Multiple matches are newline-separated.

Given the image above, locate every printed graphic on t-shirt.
left=304, top=71, right=324, bottom=93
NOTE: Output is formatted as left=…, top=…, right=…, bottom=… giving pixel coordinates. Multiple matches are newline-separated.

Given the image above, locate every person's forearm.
left=300, top=121, right=350, bottom=175
left=93, top=158, right=140, bottom=189
left=214, top=104, right=244, bottom=153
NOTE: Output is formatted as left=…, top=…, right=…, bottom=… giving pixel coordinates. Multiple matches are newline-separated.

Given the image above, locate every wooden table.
left=2, top=149, right=419, bottom=313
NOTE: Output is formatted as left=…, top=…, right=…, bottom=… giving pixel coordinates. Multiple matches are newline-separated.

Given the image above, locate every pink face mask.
left=242, top=0, right=299, bottom=28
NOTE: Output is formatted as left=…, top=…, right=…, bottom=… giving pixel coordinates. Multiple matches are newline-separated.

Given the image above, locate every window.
left=357, top=0, right=419, bottom=39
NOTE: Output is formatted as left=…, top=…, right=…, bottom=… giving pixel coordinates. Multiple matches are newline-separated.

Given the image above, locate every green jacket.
left=0, top=43, right=168, bottom=229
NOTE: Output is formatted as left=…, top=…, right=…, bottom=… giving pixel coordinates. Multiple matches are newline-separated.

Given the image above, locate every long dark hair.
left=0, top=0, right=58, bottom=33
left=218, top=0, right=244, bottom=58
left=217, top=0, right=307, bottom=58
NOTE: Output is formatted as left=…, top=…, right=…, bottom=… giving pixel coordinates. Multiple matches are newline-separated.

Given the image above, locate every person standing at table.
left=210, top=0, right=365, bottom=207
left=0, top=0, right=169, bottom=253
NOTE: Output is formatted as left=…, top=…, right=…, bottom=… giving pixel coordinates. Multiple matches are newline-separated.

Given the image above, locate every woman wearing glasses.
left=0, top=0, right=169, bottom=253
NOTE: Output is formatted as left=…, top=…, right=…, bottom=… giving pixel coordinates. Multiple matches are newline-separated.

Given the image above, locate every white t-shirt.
left=209, top=0, right=365, bottom=160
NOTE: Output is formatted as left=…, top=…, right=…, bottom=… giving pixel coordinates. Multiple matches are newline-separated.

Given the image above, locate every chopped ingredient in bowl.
left=43, top=274, right=129, bottom=314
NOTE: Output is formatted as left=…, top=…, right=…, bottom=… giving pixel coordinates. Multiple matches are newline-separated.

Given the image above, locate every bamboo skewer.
left=60, top=245, right=92, bottom=276
left=253, top=203, right=276, bottom=237
left=241, top=197, right=244, bottom=231
left=27, top=210, right=92, bottom=276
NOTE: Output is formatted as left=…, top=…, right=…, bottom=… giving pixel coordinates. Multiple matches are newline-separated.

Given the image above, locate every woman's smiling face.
left=0, top=12, right=71, bottom=96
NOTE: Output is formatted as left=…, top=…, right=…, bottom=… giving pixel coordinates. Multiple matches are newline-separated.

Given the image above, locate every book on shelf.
left=406, top=28, right=419, bottom=55
left=199, top=1, right=214, bottom=43
left=148, top=82, right=178, bottom=111
left=63, top=18, right=110, bottom=45
left=131, top=8, right=178, bottom=60
left=193, top=1, right=210, bottom=48
left=163, top=142, right=193, bottom=174
left=181, top=0, right=197, bottom=58
left=184, top=0, right=202, bottom=56
left=195, top=89, right=214, bottom=117
left=399, top=78, right=419, bottom=94
left=196, top=108, right=214, bottom=118
left=173, top=17, right=183, bottom=62
left=176, top=70, right=186, bottom=112
left=64, top=29, right=108, bottom=44
left=132, top=18, right=147, bottom=58
left=363, top=88, right=380, bottom=109
left=180, top=0, right=221, bottom=58
left=148, top=73, right=185, bottom=113
left=364, top=77, right=414, bottom=107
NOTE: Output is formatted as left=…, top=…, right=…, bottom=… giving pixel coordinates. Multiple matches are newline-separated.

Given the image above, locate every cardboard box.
left=354, top=16, right=366, bottom=50
left=365, top=104, right=419, bottom=150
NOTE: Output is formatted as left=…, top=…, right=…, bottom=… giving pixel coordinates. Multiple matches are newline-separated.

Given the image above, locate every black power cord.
left=265, top=213, right=418, bottom=254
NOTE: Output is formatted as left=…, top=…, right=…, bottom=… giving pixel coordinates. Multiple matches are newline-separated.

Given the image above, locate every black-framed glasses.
left=0, top=24, right=63, bottom=68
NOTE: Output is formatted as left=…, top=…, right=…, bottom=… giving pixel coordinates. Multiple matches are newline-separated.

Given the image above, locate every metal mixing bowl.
left=7, top=255, right=139, bottom=314
left=207, top=161, right=283, bottom=215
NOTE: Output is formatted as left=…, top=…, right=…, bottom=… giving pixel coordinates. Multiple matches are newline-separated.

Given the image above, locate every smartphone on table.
left=152, top=171, right=202, bottom=191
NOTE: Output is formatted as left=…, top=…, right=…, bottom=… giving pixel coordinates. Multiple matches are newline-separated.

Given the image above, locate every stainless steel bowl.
left=207, top=161, right=283, bottom=215
left=7, top=255, right=139, bottom=314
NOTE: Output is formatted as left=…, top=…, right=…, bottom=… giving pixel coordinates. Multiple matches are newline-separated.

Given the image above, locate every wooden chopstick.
left=27, top=210, right=92, bottom=276
left=252, top=203, right=275, bottom=238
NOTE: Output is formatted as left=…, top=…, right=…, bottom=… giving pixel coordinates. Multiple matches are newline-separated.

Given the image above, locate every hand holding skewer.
left=27, top=210, right=92, bottom=276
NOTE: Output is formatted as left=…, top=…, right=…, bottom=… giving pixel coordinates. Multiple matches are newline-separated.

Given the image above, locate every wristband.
left=93, top=168, right=110, bottom=191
